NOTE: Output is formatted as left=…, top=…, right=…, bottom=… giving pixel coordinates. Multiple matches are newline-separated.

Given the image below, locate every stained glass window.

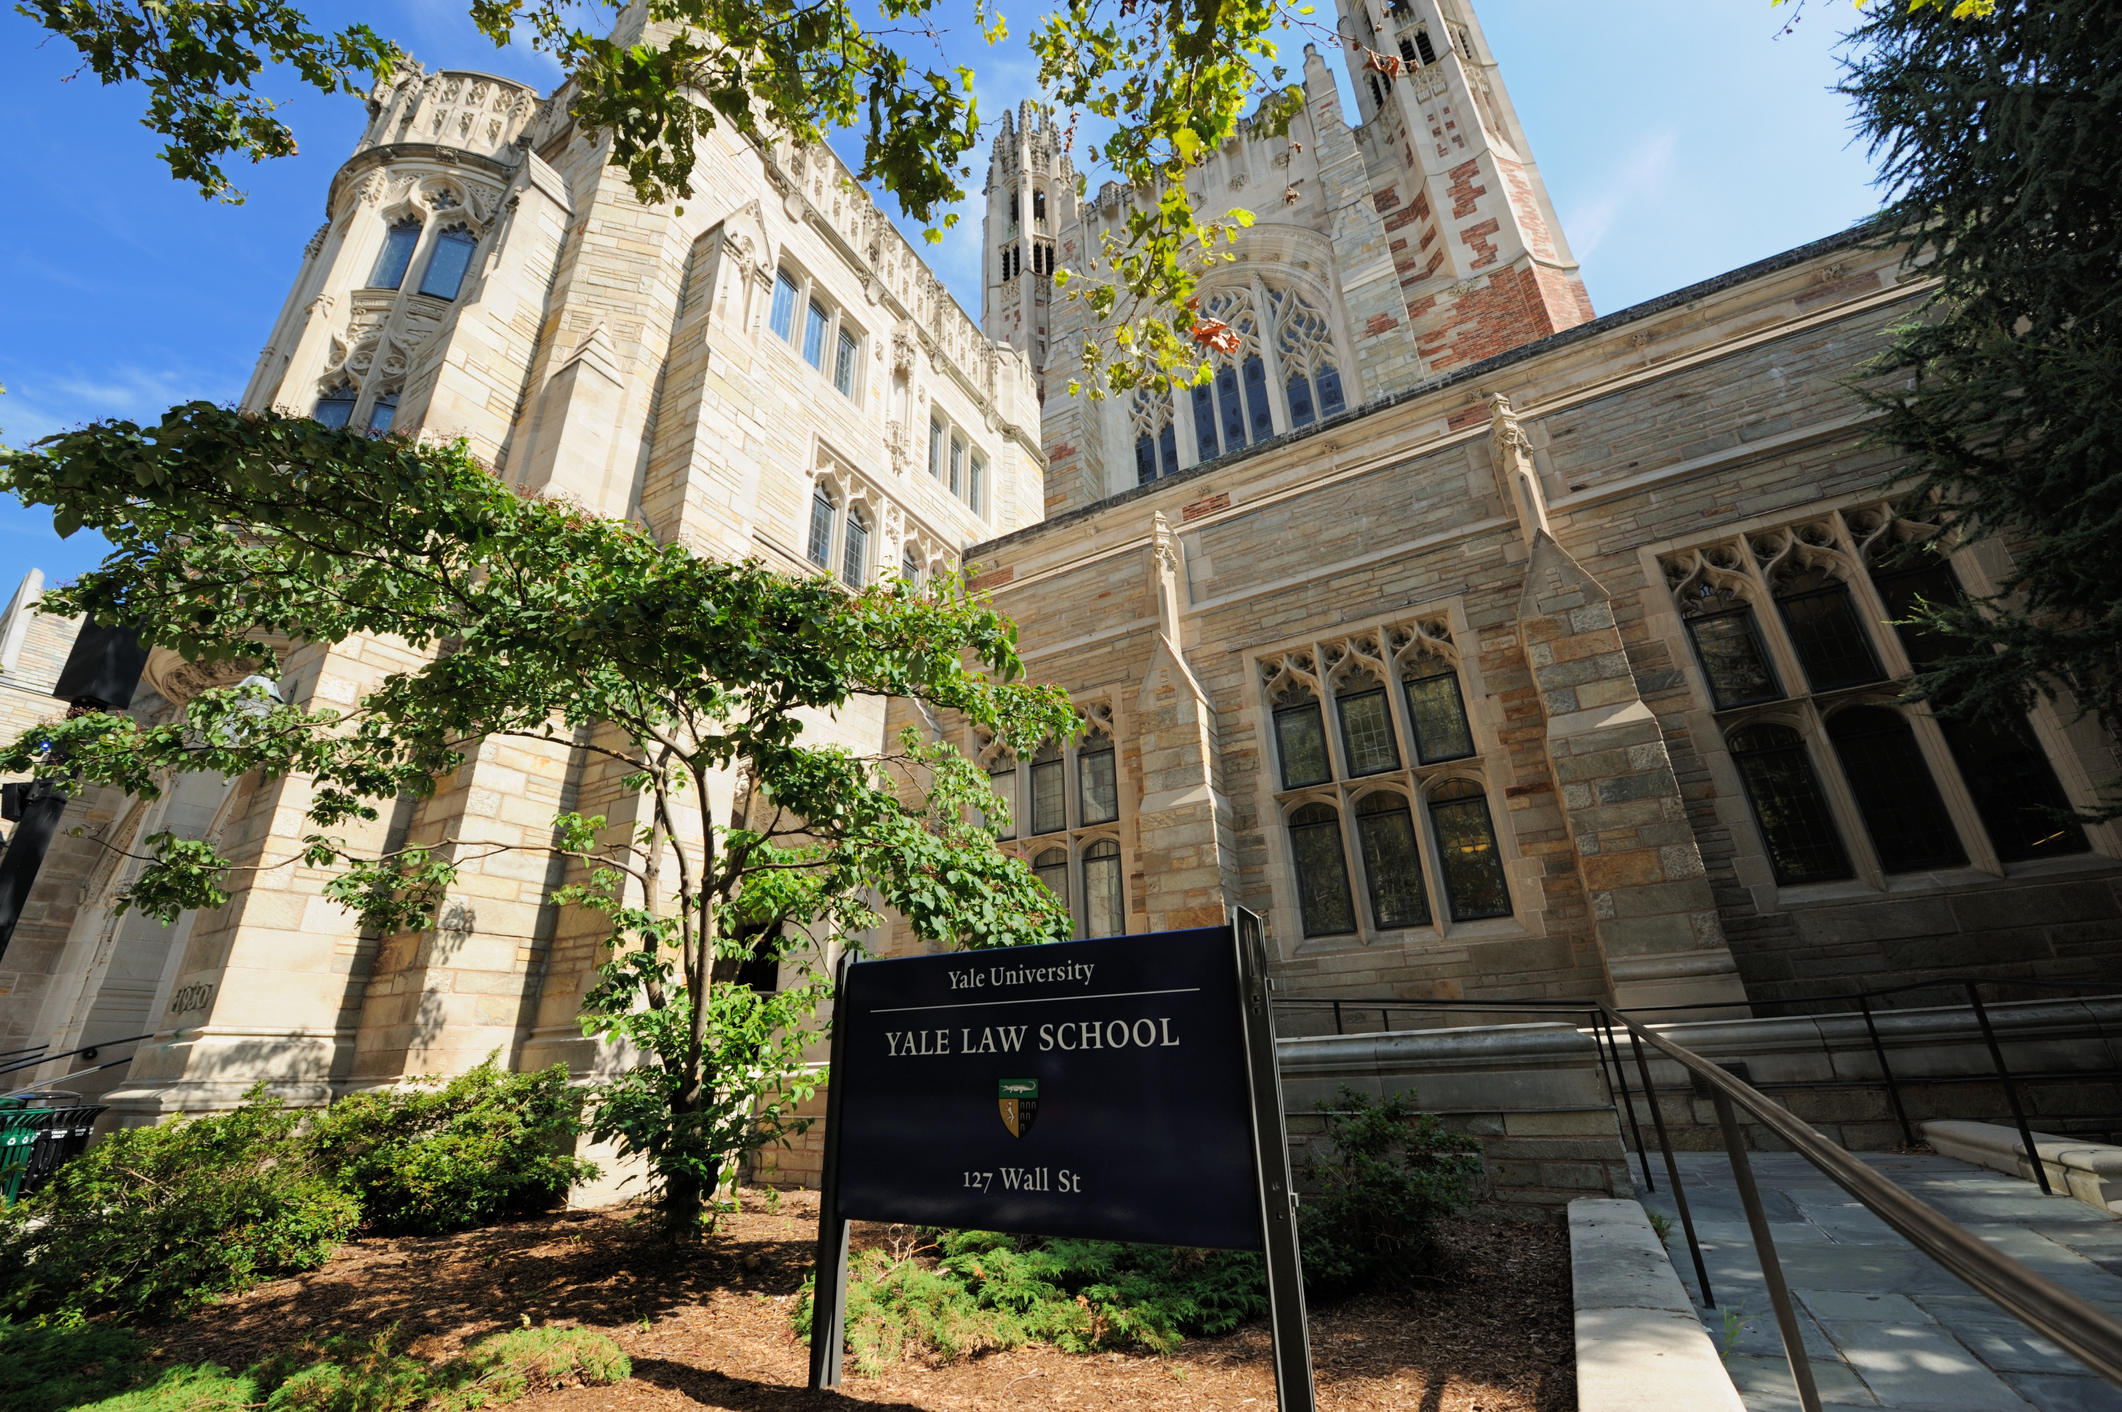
left=1274, top=698, right=1332, bottom=789
left=1728, top=723, right=1851, bottom=883
left=1033, top=847, right=1070, bottom=917
left=1031, top=740, right=1067, bottom=835
left=1336, top=686, right=1400, bottom=776
left=1356, top=792, right=1429, bottom=929
left=1083, top=840, right=1124, bottom=938
left=1078, top=736, right=1118, bottom=825
left=1403, top=669, right=1475, bottom=763
left=1192, top=381, right=1219, bottom=461
left=1679, top=581, right=1782, bottom=709
left=370, top=220, right=421, bottom=289
left=417, top=227, right=478, bottom=300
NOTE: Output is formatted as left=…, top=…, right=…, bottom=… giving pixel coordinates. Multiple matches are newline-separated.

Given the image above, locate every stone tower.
left=1006, top=0, right=1595, bottom=515
left=980, top=103, right=1078, bottom=403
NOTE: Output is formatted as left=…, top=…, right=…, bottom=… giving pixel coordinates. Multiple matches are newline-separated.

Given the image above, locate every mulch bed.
left=143, top=1191, right=1573, bottom=1412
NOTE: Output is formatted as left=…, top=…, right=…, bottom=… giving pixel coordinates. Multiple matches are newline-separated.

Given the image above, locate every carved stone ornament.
left=141, top=648, right=260, bottom=708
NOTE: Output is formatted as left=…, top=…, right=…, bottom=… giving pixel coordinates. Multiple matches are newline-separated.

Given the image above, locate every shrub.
left=431, top=1326, right=631, bottom=1409
left=0, top=1089, right=360, bottom=1323
left=305, top=1058, right=596, bottom=1237
left=1296, top=1085, right=1484, bottom=1301
left=795, top=1229, right=1267, bottom=1375
left=0, top=1321, right=154, bottom=1412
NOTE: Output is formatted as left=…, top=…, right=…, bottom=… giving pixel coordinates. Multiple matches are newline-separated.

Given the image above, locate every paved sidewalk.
left=1636, top=1150, right=2122, bottom=1411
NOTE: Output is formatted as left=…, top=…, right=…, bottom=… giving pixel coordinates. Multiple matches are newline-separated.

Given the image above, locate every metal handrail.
left=0, top=1033, right=151, bottom=1081
left=1604, top=1002, right=2122, bottom=1408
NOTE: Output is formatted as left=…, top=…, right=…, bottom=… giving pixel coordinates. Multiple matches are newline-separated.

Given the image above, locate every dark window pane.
left=1938, top=715, right=2089, bottom=861
left=1192, top=382, right=1219, bottom=460
left=1136, top=434, right=1159, bottom=486
left=370, top=221, right=420, bottom=289
left=1033, top=847, right=1070, bottom=920
left=1336, top=689, right=1400, bottom=776
left=1158, top=422, right=1177, bottom=477
left=1356, top=793, right=1429, bottom=928
left=1428, top=779, right=1510, bottom=920
left=1685, top=610, right=1782, bottom=709
left=834, top=328, right=858, bottom=396
left=1729, top=724, right=1852, bottom=883
left=1243, top=354, right=1274, bottom=442
left=771, top=272, right=798, bottom=340
left=1870, top=560, right=1965, bottom=669
left=1216, top=363, right=1248, bottom=451
left=1031, top=758, right=1067, bottom=834
left=313, top=387, right=356, bottom=429
left=1275, top=703, right=1331, bottom=788
left=417, top=228, right=477, bottom=299
left=1287, top=373, right=1316, bottom=429
left=1775, top=569, right=1883, bottom=692
left=365, top=391, right=398, bottom=436
left=1404, top=671, right=1475, bottom=763
left=986, top=768, right=1016, bottom=840
left=1083, top=840, right=1124, bottom=938
left=806, top=492, right=834, bottom=569
left=1316, top=365, right=1346, bottom=417
left=1826, top=708, right=1965, bottom=872
left=1079, top=744, right=1118, bottom=825
left=1289, top=803, right=1357, bottom=936
left=841, top=515, right=867, bottom=587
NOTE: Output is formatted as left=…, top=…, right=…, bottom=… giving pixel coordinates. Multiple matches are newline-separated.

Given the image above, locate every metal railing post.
left=1968, top=981, right=2052, bottom=1195
left=1332, top=999, right=1343, bottom=1036
left=1598, top=1015, right=1654, bottom=1193
left=1626, top=1023, right=1715, bottom=1308
left=1858, top=995, right=1916, bottom=1148
left=1711, top=1087, right=1823, bottom=1412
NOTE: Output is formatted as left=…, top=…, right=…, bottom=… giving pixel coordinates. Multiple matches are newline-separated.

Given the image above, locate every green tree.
left=0, top=404, right=1077, bottom=1230
left=1832, top=0, right=2122, bottom=772
left=17, top=0, right=1339, bottom=395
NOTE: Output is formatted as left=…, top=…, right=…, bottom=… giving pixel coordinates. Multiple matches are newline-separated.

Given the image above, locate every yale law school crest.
left=998, top=1079, right=1038, bottom=1138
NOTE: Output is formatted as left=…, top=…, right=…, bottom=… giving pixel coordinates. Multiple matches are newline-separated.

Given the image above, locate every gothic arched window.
left=985, top=758, right=1016, bottom=840
left=370, top=219, right=421, bottom=289
left=807, top=487, right=835, bottom=570
left=1082, top=839, right=1123, bottom=937
left=770, top=270, right=799, bottom=340
left=1336, top=673, right=1400, bottom=777
left=365, top=390, right=399, bottom=436
left=417, top=226, right=479, bottom=300
left=1402, top=664, right=1475, bottom=764
left=1679, top=580, right=1782, bottom=709
left=313, top=384, right=357, bottom=429
left=1033, top=847, right=1070, bottom=917
left=1428, top=779, right=1510, bottom=920
left=1355, top=791, right=1429, bottom=929
left=1728, top=722, right=1851, bottom=884
left=1269, top=286, right=1347, bottom=429
left=1188, top=288, right=1270, bottom=461
left=1030, top=739, right=1067, bottom=835
left=1773, top=563, right=1883, bottom=692
left=840, top=507, right=869, bottom=588
left=1132, top=390, right=1179, bottom=485
left=803, top=300, right=831, bottom=369
left=1078, top=732, right=1118, bottom=825
left=834, top=327, right=859, bottom=397
left=1289, top=802, right=1357, bottom=937
left=1826, top=706, right=1965, bottom=873
left=1273, top=686, right=1332, bottom=790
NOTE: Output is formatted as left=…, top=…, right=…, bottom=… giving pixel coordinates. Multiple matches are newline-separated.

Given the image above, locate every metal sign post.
left=806, top=920, right=1316, bottom=1410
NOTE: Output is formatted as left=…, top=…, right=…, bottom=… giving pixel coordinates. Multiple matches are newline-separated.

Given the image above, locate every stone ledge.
left=1570, top=1197, right=1745, bottom=1412
left=1922, top=1119, right=2122, bottom=1216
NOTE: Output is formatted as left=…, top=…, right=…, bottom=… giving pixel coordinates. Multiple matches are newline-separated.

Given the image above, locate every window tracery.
left=972, top=698, right=1127, bottom=939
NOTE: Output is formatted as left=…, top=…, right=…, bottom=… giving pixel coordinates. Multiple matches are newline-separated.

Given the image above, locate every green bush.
left=0, top=1090, right=361, bottom=1323
left=305, top=1058, right=596, bottom=1237
left=1296, top=1086, right=1484, bottom=1301
left=431, top=1326, right=631, bottom=1410
left=0, top=1321, right=154, bottom=1412
left=795, top=1230, right=1267, bottom=1375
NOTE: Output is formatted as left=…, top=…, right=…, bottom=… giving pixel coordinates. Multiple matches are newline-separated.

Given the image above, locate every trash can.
left=0, top=1094, right=105, bottom=1204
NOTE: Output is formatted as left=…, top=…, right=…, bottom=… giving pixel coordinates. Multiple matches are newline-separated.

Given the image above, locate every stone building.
left=2, top=0, right=2119, bottom=1128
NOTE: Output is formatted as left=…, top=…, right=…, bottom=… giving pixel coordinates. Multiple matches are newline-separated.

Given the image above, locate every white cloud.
left=1563, top=128, right=1680, bottom=262
left=0, top=361, right=238, bottom=447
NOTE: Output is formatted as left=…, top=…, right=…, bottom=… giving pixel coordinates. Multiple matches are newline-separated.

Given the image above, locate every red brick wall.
left=1416, top=259, right=1596, bottom=374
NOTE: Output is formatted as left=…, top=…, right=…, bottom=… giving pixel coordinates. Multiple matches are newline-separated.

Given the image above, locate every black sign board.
left=807, top=911, right=1314, bottom=1411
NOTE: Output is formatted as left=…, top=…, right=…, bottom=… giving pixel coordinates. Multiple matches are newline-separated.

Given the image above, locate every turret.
left=980, top=102, right=1077, bottom=401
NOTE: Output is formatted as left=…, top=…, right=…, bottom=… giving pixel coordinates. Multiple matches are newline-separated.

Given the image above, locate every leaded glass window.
left=1356, top=792, right=1429, bottom=929
left=1940, top=715, right=2089, bottom=861
left=1270, top=285, right=1346, bottom=429
left=1191, top=381, right=1219, bottom=461
left=903, top=548, right=921, bottom=585
left=365, top=391, right=399, bottom=436
left=803, top=301, right=830, bottom=369
left=1078, top=736, right=1118, bottom=825
left=1774, top=565, right=1883, bottom=692
left=1289, top=802, right=1356, bottom=936
left=970, top=454, right=987, bottom=516
left=841, top=510, right=868, bottom=588
left=1403, top=668, right=1475, bottom=763
left=806, top=488, right=834, bottom=569
left=1132, top=390, right=1178, bottom=485
left=417, top=226, right=478, bottom=300
left=1870, top=558, right=1964, bottom=670
left=985, top=764, right=1016, bottom=840
left=1728, top=723, right=1851, bottom=884
left=1274, top=695, right=1331, bottom=789
left=313, top=384, right=357, bottom=429
left=950, top=438, right=965, bottom=497
left=770, top=271, right=799, bottom=340
left=1242, top=354, right=1274, bottom=443
left=1679, top=582, right=1782, bottom=709
left=370, top=220, right=421, bottom=289
left=1336, top=682, right=1400, bottom=777
left=1033, top=847, right=1070, bottom=916
left=929, top=418, right=945, bottom=479
left=1083, top=839, right=1124, bottom=938
left=1428, top=778, right=1510, bottom=920
left=834, top=328, right=859, bottom=396
left=1030, top=740, right=1067, bottom=835
left=1826, top=707, right=1964, bottom=873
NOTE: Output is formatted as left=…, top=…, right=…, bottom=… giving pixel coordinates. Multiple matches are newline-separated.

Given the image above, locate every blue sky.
left=0, top=0, right=1883, bottom=587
